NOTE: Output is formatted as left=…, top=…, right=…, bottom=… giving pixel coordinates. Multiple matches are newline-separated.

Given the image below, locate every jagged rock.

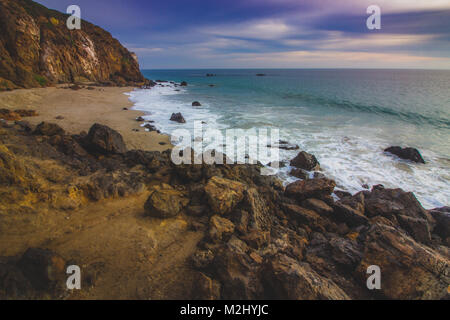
left=180, top=81, right=188, bottom=86
left=263, top=254, right=350, bottom=300
left=144, top=184, right=189, bottom=218
left=385, top=146, right=425, bottom=164
left=243, top=188, right=272, bottom=231
left=285, top=178, right=336, bottom=201
left=364, top=186, right=429, bottom=223
left=192, top=272, right=221, bottom=300
left=213, top=246, right=263, bottom=299
left=209, top=215, right=235, bottom=241
left=290, top=151, right=320, bottom=171
left=136, top=116, right=145, bottom=122
left=397, top=215, right=431, bottom=244
left=429, top=207, right=450, bottom=240
left=34, top=122, right=65, bottom=136
left=302, top=198, right=334, bottom=216
left=85, top=123, right=127, bottom=154
left=17, top=248, right=66, bottom=292
left=332, top=201, right=368, bottom=227
left=170, top=112, right=186, bottom=123
left=192, top=101, right=202, bottom=107
left=357, top=223, right=450, bottom=300
left=204, top=176, right=245, bottom=215
left=281, top=203, right=326, bottom=231
left=241, top=230, right=270, bottom=249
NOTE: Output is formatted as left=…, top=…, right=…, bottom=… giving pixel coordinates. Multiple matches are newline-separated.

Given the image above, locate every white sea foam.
left=126, top=84, right=449, bottom=209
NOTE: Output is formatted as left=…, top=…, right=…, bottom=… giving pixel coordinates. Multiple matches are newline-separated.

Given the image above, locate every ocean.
left=128, top=69, right=450, bottom=209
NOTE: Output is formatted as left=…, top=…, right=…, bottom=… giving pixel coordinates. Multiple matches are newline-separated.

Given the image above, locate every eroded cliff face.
left=0, top=0, right=145, bottom=90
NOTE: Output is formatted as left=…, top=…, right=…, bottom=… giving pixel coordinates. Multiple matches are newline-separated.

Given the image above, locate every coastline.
left=0, top=83, right=448, bottom=300
left=0, top=85, right=172, bottom=152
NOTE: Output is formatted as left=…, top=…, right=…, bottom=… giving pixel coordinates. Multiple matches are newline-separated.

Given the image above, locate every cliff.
left=0, top=0, right=145, bottom=90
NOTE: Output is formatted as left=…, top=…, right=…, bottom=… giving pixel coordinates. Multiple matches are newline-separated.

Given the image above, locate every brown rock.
left=332, top=201, right=368, bottom=227
left=209, top=215, right=235, bottom=241
left=85, top=123, right=127, bottom=154
left=263, top=254, right=350, bottom=300
left=285, top=178, right=336, bottom=201
left=144, top=184, right=189, bottom=218
left=33, top=122, right=65, bottom=136
left=204, top=176, right=245, bottom=215
left=290, top=151, right=320, bottom=171
left=289, top=168, right=309, bottom=179
left=14, top=109, right=38, bottom=117
left=397, top=214, right=431, bottom=244
left=357, top=223, right=450, bottom=300
left=0, top=109, right=21, bottom=121
left=302, top=198, right=334, bottom=216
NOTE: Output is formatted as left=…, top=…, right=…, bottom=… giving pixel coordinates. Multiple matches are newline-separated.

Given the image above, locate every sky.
left=35, top=0, right=450, bottom=69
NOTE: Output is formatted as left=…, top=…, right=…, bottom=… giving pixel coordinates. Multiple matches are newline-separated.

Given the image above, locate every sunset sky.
left=35, top=0, right=450, bottom=69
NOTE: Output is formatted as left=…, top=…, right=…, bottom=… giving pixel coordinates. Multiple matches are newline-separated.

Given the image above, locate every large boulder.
left=263, top=254, right=350, bottom=300
left=204, top=176, right=245, bottom=215
left=285, top=178, right=336, bottom=201
left=290, top=151, right=320, bottom=171
left=332, top=201, right=368, bottom=227
left=144, top=184, right=189, bottom=218
left=34, top=122, right=65, bottom=136
left=357, top=223, right=450, bottom=300
left=384, top=146, right=425, bottom=164
left=364, top=186, right=428, bottom=221
left=85, top=123, right=127, bottom=154
left=428, top=207, right=450, bottom=241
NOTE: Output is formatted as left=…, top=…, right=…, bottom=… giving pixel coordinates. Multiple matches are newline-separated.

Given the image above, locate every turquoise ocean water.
left=127, top=69, right=450, bottom=208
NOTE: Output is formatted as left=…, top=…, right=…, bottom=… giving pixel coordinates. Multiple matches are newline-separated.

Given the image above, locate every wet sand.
left=0, top=85, right=171, bottom=152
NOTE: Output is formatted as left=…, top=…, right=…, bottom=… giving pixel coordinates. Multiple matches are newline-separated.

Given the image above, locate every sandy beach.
left=0, top=85, right=171, bottom=152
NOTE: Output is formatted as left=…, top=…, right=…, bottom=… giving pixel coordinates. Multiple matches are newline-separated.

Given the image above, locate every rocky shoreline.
left=0, top=114, right=448, bottom=299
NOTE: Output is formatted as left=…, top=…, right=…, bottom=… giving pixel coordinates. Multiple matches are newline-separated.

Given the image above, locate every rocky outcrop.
left=290, top=151, right=320, bottom=171
left=0, top=120, right=448, bottom=300
left=170, top=113, right=186, bottom=123
left=0, top=0, right=145, bottom=90
left=384, top=146, right=425, bottom=164
left=85, top=123, right=127, bottom=154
